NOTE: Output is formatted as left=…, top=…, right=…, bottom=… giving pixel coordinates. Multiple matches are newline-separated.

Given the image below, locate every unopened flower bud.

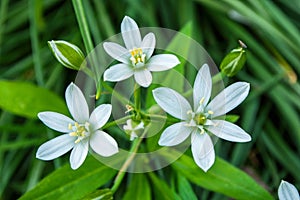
left=48, top=40, right=85, bottom=70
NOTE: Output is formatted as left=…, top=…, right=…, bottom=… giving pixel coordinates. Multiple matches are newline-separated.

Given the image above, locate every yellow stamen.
left=208, top=110, right=214, bottom=115
left=199, top=97, right=205, bottom=105
left=187, top=110, right=193, bottom=114
left=75, top=138, right=81, bottom=144
left=130, top=48, right=146, bottom=65
left=69, top=132, right=77, bottom=136
left=68, top=123, right=73, bottom=130
left=200, top=129, right=205, bottom=134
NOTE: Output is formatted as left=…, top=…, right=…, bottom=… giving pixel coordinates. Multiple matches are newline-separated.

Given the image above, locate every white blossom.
left=153, top=64, right=251, bottom=171
left=36, top=83, right=118, bottom=169
left=103, top=16, right=180, bottom=87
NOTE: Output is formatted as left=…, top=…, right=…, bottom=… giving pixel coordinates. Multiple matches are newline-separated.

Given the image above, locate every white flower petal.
left=103, top=42, right=130, bottom=64
left=134, top=69, right=152, bottom=87
left=141, top=32, right=155, bottom=59
left=65, top=83, right=89, bottom=123
left=147, top=54, right=180, bottom=72
left=206, top=120, right=251, bottom=142
left=158, top=122, right=193, bottom=146
left=278, top=180, right=300, bottom=200
left=38, top=112, right=75, bottom=133
left=206, top=82, right=250, bottom=118
left=193, top=64, right=212, bottom=110
left=103, top=63, right=134, bottom=82
left=152, top=87, right=192, bottom=120
left=36, top=134, right=75, bottom=160
left=191, top=131, right=215, bottom=172
left=70, top=140, right=89, bottom=170
left=121, top=16, right=142, bottom=49
left=90, top=130, right=118, bottom=157
left=89, top=104, right=112, bottom=130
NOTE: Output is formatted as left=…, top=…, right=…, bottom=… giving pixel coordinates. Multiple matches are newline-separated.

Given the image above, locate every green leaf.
left=0, top=80, right=68, bottom=118
left=220, top=46, right=247, bottom=77
left=19, top=157, right=117, bottom=200
left=160, top=150, right=274, bottom=200
left=81, top=189, right=113, bottom=200
left=177, top=174, right=197, bottom=200
left=123, top=174, right=151, bottom=200
left=148, top=172, right=181, bottom=200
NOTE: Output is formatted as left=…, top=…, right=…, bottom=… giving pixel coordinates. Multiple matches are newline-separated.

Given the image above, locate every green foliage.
left=19, top=157, right=116, bottom=200
left=123, top=174, right=151, bottom=200
left=82, top=189, right=113, bottom=200
left=0, top=80, right=68, bottom=118
left=160, top=150, right=274, bottom=200
left=1, top=0, right=300, bottom=199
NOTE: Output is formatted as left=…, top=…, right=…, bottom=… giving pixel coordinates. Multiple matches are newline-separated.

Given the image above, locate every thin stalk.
left=110, top=128, right=148, bottom=193
left=102, top=115, right=133, bottom=129
left=72, top=0, right=100, bottom=89
left=133, top=83, right=142, bottom=121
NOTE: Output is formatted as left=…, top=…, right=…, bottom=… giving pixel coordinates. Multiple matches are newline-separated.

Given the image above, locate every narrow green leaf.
left=177, top=174, right=197, bottom=200
left=148, top=172, right=181, bottom=200
left=123, top=174, right=151, bottom=200
left=81, top=189, right=113, bottom=200
left=19, top=156, right=117, bottom=200
left=0, top=80, right=68, bottom=118
left=160, top=150, right=274, bottom=200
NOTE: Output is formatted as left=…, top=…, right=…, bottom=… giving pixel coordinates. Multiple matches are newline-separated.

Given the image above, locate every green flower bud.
left=48, top=40, right=85, bottom=70
left=220, top=40, right=247, bottom=77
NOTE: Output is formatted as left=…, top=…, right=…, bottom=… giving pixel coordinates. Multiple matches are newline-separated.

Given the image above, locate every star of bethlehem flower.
left=103, top=16, right=180, bottom=87
left=123, top=119, right=144, bottom=141
left=278, top=180, right=300, bottom=200
left=36, top=83, right=118, bottom=170
left=152, top=64, right=251, bottom=172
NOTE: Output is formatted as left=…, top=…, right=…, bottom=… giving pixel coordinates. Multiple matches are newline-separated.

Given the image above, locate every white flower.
left=103, top=16, right=180, bottom=87
left=152, top=64, right=251, bottom=172
left=278, top=180, right=300, bottom=200
left=123, top=119, right=144, bottom=141
left=36, top=83, right=118, bottom=170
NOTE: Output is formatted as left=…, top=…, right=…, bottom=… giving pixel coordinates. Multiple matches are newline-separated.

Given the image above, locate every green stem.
left=72, top=0, right=94, bottom=54
left=134, top=83, right=141, bottom=120
left=110, top=128, right=148, bottom=193
left=72, top=0, right=101, bottom=91
left=134, top=83, right=141, bottom=112
left=102, top=81, right=134, bottom=106
left=212, top=71, right=226, bottom=84
left=102, top=115, right=133, bottom=129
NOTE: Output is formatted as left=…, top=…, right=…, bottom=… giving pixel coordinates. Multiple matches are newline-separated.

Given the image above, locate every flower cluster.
left=38, top=16, right=251, bottom=171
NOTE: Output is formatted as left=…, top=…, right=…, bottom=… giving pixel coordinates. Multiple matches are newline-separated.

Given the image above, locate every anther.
left=208, top=110, right=214, bottom=115
left=187, top=110, right=193, bottom=114
left=200, top=129, right=205, bottom=134
left=68, top=123, right=73, bottom=130
left=199, top=97, right=205, bottom=105
left=75, top=138, right=81, bottom=144
left=69, top=132, right=77, bottom=136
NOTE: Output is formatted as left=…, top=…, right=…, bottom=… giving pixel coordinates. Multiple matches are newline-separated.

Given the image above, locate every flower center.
left=195, top=113, right=207, bottom=125
left=130, top=48, right=146, bottom=67
left=185, top=97, right=214, bottom=128
left=68, top=122, right=90, bottom=143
